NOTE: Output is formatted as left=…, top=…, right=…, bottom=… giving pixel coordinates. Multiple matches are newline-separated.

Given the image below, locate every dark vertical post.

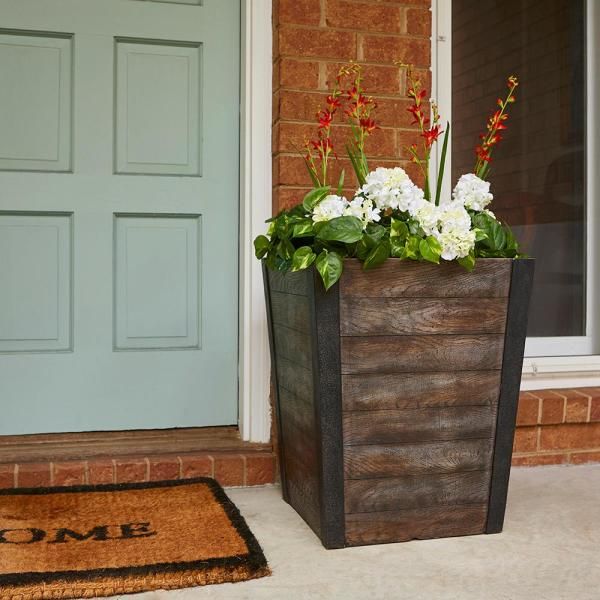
left=486, top=258, right=535, bottom=533
left=262, top=262, right=289, bottom=502
left=310, top=270, right=345, bottom=548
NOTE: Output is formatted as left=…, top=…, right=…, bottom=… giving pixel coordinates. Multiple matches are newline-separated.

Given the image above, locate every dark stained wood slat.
left=345, top=470, right=492, bottom=514
left=343, top=406, right=497, bottom=446
left=341, top=335, right=505, bottom=374
left=276, top=357, right=314, bottom=404
left=340, top=258, right=511, bottom=298
left=274, top=325, right=312, bottom=368
left=342, top=371, right=501, bottom=411
left=0, top=427, right=269, bottom=463
left=344, top=438, right=494, bottom=479
left=270, top=290, right=311, bottom=333
left=345, top=504, right=488, bottom=546
left=340, top=297, right=508, bottom=336
left=267, top=268, right=309, bottom=296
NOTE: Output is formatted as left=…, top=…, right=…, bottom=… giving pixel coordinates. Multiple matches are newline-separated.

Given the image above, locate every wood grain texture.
left=274, top=326, right=312, bottom=369
left=344, top=439, right=494, bottom=479
left=345, top=470, right=492, bottom=514
left=343, top=406, right=497, bottom=446
left=342, top=371, right=501, bottom=411
left=275, top=357, right=313, bottom=405
left=267, top=269, right=308, bottom=296
left=271, top=290, right=311, bottom=333
left=340, top=297, right=508, bottom=336
left=345, top=504, right=488, bottom=546
left=340, top=259, right=511, bottom=298
left=341, top=335, right=505, bottom=374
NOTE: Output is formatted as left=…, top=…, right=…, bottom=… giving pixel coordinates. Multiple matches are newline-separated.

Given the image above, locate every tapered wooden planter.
left=263, top=258, right=534, bottom=549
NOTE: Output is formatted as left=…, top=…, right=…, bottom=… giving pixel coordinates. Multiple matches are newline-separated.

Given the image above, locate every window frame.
left=432, top=0, right=600, bottom=386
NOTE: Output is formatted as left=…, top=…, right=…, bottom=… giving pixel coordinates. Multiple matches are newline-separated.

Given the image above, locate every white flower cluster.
left=452, top=173, right=493, bottom=211
left=309, top=169, right=495, bottom=262
left=360, top=166, right=425, bottom=213
left=312, top=194, right=381, bottom=227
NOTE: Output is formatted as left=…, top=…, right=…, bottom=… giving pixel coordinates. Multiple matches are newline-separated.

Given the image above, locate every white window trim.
left=432, top=0, right=600, bottom=388
left=239, top=0, right=272, bottom=442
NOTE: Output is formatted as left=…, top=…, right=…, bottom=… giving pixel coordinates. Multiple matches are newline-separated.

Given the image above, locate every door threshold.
left=0, top=427, right=276, bottom=489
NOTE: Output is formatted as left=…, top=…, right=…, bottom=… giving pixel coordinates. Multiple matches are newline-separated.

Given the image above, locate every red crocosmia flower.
left=422, top=125, right=442, bottom=148
left=317, top=110, right=333, bottom=129
left=346, top=86, right=359, bottom=100
left=326, top=95, right=341, bottom=110
left=359, top=118, right=378, bottom=134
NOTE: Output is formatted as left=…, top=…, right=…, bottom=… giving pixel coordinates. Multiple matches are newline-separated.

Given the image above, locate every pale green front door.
left=0, top=0, right=240, bottom=434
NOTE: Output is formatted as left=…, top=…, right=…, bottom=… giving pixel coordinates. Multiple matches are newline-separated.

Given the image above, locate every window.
left=441, top=0, right=599, bottom=358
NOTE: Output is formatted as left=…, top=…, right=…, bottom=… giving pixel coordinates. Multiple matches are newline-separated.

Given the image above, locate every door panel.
left=0, top=0, right=240, bottom=434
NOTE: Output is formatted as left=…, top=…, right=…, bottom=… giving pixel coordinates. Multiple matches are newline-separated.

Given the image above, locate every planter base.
left=264, top=259, right=534, bottom=548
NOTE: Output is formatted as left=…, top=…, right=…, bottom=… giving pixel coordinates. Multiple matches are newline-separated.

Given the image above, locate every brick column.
left=272, top=0, right=432, bottom=214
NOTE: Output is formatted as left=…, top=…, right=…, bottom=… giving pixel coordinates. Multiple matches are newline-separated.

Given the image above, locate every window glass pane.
left=452, top=0, right=586, bottom=337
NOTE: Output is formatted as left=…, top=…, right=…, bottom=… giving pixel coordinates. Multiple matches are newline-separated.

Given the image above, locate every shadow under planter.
left=263, top=258, right=534, bottom=548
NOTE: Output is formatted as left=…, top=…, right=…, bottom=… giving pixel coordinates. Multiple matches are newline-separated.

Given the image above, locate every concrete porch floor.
left=135, top=465, right=599, bottom=600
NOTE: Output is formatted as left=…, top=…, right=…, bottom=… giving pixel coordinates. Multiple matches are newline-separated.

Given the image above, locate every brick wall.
left=514, top=388, right=600, bottom=466
left=272, top=0, right=432, bottom=213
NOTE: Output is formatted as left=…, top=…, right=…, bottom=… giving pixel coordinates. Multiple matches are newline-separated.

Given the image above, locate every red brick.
left=535, top=391, right=565, bottom=425
left=280, top=59, right=320, bottom=90
left=539, top=423, right=600, bottom=451
left=592, top=399, right=600, bottom=422
left=149, top=456, right=180, bottom=482
left=516, top=393, right=540, bottom=426
left=0, top=465, right=14, bottom=489
left=327, top=62, right=401, bottom=95
left=88, top=460, right=114, bottom=485
left=513, top=427, right=538, bottom=453
left=361, top=35, right=430, bottom=66
left=565, top=395, right=590, bottom=423
left=570, top=451, right=600, bottom=465
left=279, top=90, right=327, bottom=121
left=406, top=7, right=432, bottom=37
left=246, top=455, right=276, bottom=486
left=326, top=0, right=403, bottom=34
left=274, top=187, right=311, bottom=212
left=278, top=0, right=322, bottom=26
left=279, top=27, right=357, bottom=60
left=375, top=97, right=422, bottom=128
left=214, top=455, right=245, bottom=487
left=512, top=453, right=568, bottom=467
left=53, top=462, right=86, bottom=487
left=17, top=463, right=51, bottom=488
left=115, top=459, right=147, bottom=483
left=180, top=455, right=213, bottom=479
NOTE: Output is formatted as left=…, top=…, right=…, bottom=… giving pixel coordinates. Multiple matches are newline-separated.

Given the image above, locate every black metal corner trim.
left=310, top=270, right=345, bottom=549
left=486, top=258, right=535, bottom=533
left=262, top=262, right=288, bottom=502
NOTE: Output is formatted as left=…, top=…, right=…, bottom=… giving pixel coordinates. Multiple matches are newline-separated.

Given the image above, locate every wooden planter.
left=263, top=258, right=534, bottom=549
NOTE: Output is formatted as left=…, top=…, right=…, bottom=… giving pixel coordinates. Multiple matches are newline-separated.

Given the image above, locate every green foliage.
left=316, top=216, right=364, bottom=244
left=316, top=250, right=343, bottom=290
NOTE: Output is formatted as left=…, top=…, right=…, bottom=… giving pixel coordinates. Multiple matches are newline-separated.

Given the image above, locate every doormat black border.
left=0, top=477, right=269, bottom=587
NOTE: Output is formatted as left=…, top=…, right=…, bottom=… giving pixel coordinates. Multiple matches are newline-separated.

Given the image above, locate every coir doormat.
left=0, top=477, right=270, bottom=600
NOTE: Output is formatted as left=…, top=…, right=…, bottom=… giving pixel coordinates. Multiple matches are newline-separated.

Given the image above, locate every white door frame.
left=238, top=0, right=272, bottom=442
left=431, top=0, right=600, bottom=390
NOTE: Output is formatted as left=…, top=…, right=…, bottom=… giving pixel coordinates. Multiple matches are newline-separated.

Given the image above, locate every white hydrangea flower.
left=344, top=197, right=381, bottom=227
left=311, top=194, right=349, bottom=222
left=438, top=204, right=472, bottom=233
left=452, top=173, right=493, bottom=211
left=360, top=167, right=424, bottom=213
left=412, top=200, right=440, bottom=236
left=435, top=229, right=476, bottom=261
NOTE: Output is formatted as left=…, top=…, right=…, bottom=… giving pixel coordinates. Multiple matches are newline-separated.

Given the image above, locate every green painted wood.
left=0, top=0, right=240, bottom=434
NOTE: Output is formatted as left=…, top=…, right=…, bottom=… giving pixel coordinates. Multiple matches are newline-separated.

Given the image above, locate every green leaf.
left=303, top=156, right=321, bottom=188
left=337, top=169, right=345, bottom=196
left=434, top=122, right=450, bottom=207
left=291, top=246, right=316, bottom=272
left=292, top=219, right=314, bottom=238
left=473, top=227, right=488, bottom=242
left=316, top=216, right=364, bottom=244
left=390, top=218, right=409, bottom=240
left=390, top=237, right=406, bottom=258
left=302, top=186, right=330, bottom=212
left=315, top=250, right=343, bottom=291
left=404, top=235, right=420, bottom=260
left=363, top=241, right=391, bottom=270
left=276, top=238, right=295, bottom=261
left=253, top=235, right=270, bottom=259
left=419, top=236, right=442, bottom=264
left=458, top=253, right=476, bottom=271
